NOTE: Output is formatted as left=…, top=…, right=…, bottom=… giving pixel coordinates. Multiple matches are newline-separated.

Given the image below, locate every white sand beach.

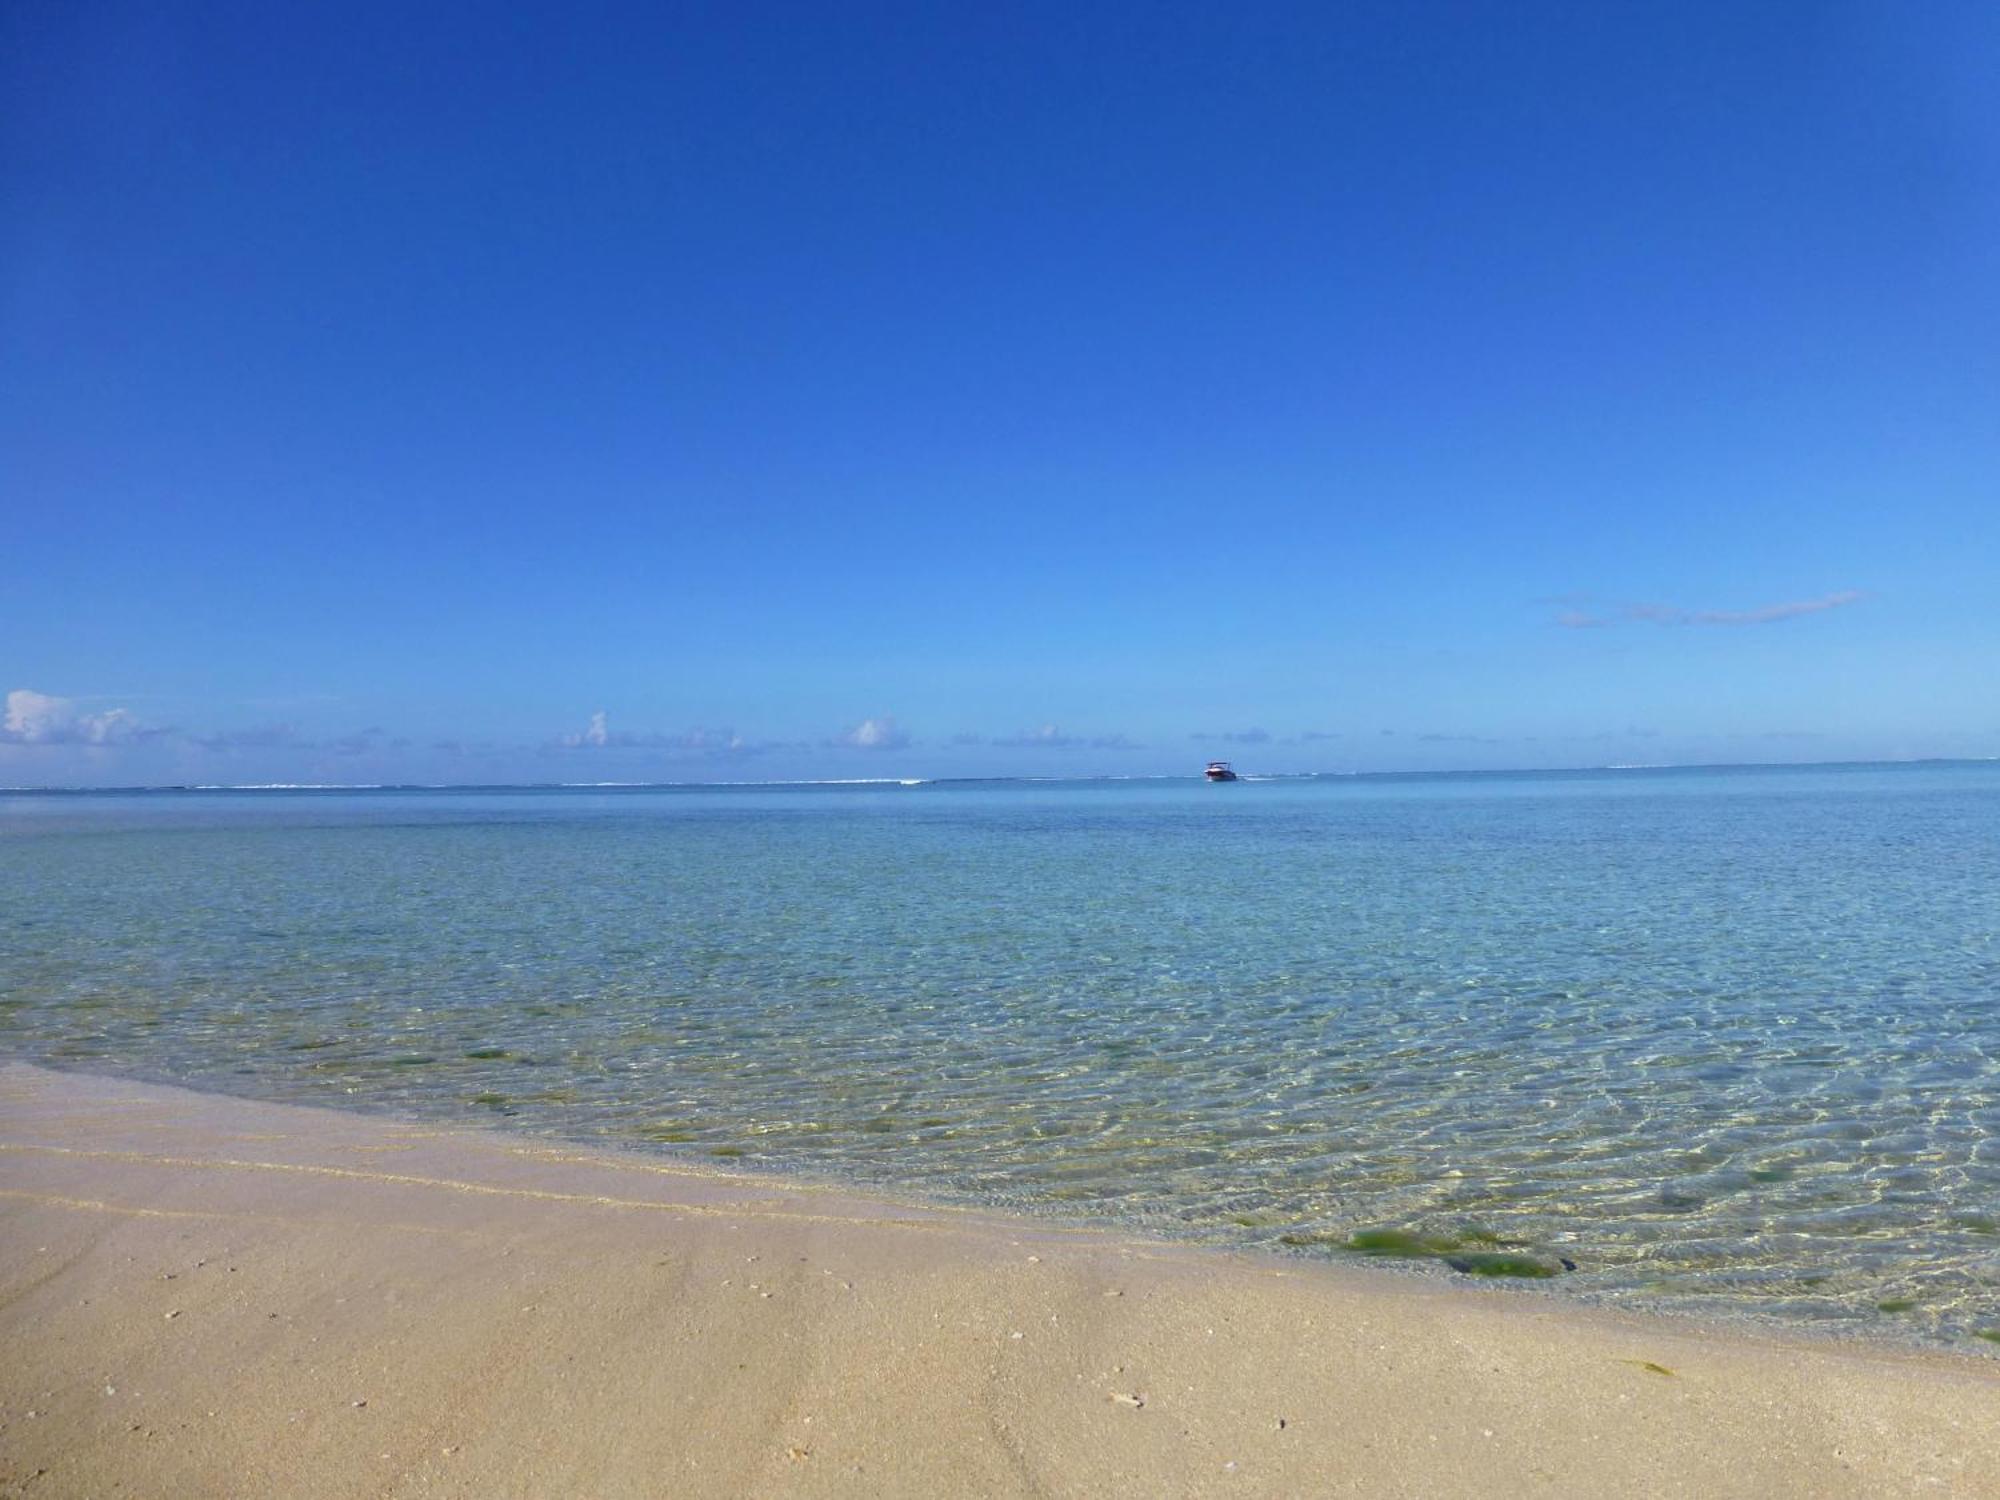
left=2, top=1062, right=1995, bottom=1498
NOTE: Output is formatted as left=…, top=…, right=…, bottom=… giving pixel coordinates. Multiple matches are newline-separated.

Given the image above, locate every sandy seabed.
left=1, top=1062, right=1995, bottom=1498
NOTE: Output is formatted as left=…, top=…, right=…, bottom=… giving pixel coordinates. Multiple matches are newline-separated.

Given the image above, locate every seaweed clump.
left=1282, top=1225, right=1570, bottom=1279
left=1443, top=1252, right=1561, bottom=1279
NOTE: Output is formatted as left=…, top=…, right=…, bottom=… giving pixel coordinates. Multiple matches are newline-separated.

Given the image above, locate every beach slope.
left=2, top=1063, right=1994, bottom=1498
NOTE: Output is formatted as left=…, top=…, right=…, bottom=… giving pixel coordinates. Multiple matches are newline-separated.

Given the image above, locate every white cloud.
left=2, top=689, right=155, bottom=745
left=564, top=710, right=610, bottom=748
left=556, top=711, right=763, bottom=755
left=1557, top=590, right=1866, bottom=629
left=836, top=716, right=910, bottom=751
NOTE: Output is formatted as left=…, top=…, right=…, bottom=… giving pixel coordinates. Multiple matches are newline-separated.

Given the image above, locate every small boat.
left=1204, top=760, right=1240, bottom=782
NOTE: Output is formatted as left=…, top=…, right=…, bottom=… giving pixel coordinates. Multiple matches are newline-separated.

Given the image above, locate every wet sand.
left=2, top=1062, right=1995, bottom=1498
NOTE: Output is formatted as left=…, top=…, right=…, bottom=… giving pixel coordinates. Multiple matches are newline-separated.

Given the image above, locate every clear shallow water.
left=4, top=765, right=1998, bottom=1348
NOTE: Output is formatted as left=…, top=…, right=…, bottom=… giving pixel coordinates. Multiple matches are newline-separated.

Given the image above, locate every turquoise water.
left=4, top=764, right=1998, bottom=1346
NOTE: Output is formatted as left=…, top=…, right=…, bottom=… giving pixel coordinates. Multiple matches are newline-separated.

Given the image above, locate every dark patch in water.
left=636, top=1123, right=697, bottom=1142
left=1331, top=1228, right=1466, bottom=1257
left=1299, top=1226, right=1567, bottom=1280
left=1444, top=1253, right=1560, bottom=1279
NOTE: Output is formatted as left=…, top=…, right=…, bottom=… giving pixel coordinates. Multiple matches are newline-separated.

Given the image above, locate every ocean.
left=4, top=763, right=1997, bottom=1346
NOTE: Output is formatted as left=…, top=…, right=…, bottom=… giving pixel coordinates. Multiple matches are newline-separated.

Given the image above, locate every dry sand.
left=2, top=1063, right=1995, bottom=1498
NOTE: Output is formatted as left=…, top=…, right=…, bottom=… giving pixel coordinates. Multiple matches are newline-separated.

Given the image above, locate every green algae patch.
left=1444, top=1252, right=1560, bottom=1279
left=637, top=1125, right=697, bottom=1143
left=709, top=1146, right=747, bottom=1158
left=1747, top=1166, right=1792, bottom=1183
left=1876, top=1298, right=1918, bottom=1313
left=1340, top=1228, right=1468, bottom=1258
left=1975, top=1329, right=2000, bottom=1345
left=469, top=1092, right=510, bottom=1107
left=389, top=1054, right=438, bottom=1066
left=464, top=1047, right=511, bottom=1060
left=1287, top=1225, right=1569, bottom=1278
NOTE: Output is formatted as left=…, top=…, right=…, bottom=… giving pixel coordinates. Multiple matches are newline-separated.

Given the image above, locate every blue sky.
left=5, top=1, right=1996, bottom=785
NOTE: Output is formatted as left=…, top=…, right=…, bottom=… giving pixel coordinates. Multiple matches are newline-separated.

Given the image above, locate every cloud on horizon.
left=1561, top=726, right=1662, bottom=743
left=328, top=727, right=411, bottom=756
left=189, top=723, right=304, bottom=752
left=993, top=724, right=1143, bottom=750
left=832, top=716, right=911, bottom=751
left=1556, top=589, right=1866, bottom=629
left=567, top=710, right=612, bottom=748
left=558, top=710, right=759, bottom=755
left=2, top=689, right=165, bottom=746
left=191, top=723, right=410, bottom=756
left=1190, top=727, right=1272, bottom=745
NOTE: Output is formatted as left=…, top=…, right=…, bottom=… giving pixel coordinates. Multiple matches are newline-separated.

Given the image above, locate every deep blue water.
left=3, top=763, right=1997, bottom=1346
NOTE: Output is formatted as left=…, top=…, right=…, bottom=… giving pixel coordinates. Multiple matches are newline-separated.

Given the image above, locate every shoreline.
left=7, top=1054, right=1988, bottom=1361
left=4, top=1063, right=1997, bottom=1496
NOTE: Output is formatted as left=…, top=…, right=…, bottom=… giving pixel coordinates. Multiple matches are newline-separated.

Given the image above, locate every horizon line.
left=2, top=755, right=1995, bottom=796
